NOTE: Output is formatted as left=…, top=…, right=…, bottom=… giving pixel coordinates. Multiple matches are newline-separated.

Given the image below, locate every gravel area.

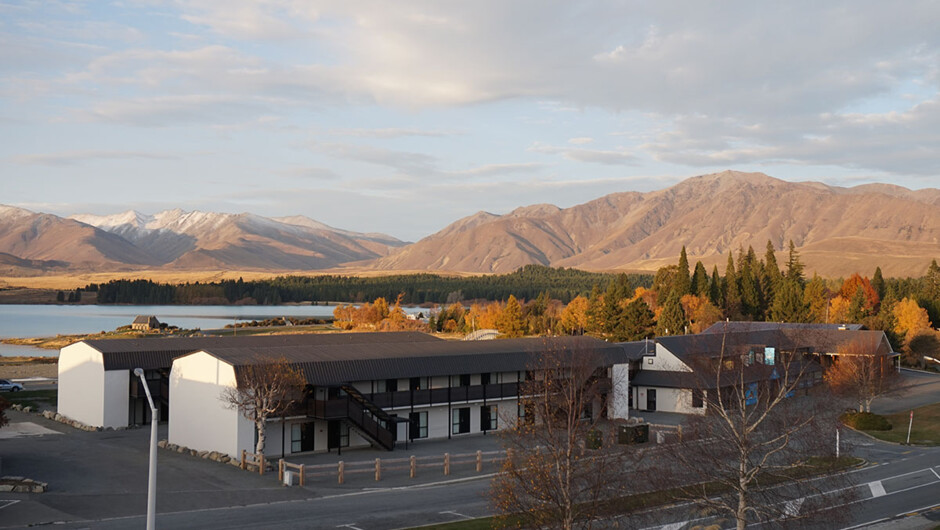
left=0, top=362, right=58, bottom=379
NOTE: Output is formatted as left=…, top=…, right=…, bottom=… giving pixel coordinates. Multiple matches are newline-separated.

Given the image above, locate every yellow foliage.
left=893, top=297, right=932, bottom=338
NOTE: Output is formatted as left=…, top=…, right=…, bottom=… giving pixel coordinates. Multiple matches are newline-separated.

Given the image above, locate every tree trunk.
left=256, top=420, right=266, bottom=454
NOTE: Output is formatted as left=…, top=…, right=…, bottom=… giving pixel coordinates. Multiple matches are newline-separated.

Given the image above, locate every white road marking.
left=784, top=497, right=804, bottom=516
left=931, top=468, right=940, bottom=480
left=659, top=523, right=686, bottom=530
left=439, top=510, right=473, bottom=520
left=0, top=500, right=20, bottom=510
left=868, top=481, right=887, bottom=498
left=0, top=422, right=63, bottom=439
left=337, top=524, right=364, bottom=530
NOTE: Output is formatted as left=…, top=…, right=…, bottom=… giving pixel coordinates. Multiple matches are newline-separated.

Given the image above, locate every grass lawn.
left=863, top=402, right=940, bottom=445
left=3, top=389, right=57, bottom=410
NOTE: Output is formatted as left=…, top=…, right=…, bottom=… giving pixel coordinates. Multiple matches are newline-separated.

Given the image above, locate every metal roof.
left=188, top=335, right=632, bottom=386
left=702, top=321, right=866, bottom=334
left=81, top=331, right=443, bottom=370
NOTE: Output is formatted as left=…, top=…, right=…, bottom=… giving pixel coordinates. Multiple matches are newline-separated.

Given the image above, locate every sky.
left=1, top=1, right=938, bottom=242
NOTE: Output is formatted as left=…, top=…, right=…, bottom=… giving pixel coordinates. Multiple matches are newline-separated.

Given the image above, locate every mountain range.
left=1, top=171, right=938, bottom=278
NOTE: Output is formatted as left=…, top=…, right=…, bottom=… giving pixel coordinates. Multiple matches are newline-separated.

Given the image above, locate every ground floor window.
left=691, top=389, right=704, bottom=408
left=291, top=422, right=315, bottom=453
left=481, top=405, right=497, bottom=431
left=452, top=407, right=470, bottom=435
left=409, top=411, right=428, bottom=439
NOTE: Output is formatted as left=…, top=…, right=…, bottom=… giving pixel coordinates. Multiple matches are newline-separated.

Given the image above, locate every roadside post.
left=906, top=410, right=913, bottom=445
left=134, top=368, right=158, bottom=530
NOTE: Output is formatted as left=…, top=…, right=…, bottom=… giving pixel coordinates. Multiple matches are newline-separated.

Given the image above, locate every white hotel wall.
left=169, top=351, right=254, bottom=457
left=634, top=386, right=704, bottom=415
left=58, top=342, right=108, bottom=427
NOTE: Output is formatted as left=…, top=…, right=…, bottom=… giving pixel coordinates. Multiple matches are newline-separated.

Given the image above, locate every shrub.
left=841, top=411, right=892, bottom=431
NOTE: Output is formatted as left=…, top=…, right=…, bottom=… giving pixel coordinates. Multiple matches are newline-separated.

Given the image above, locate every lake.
left=0, top=304, right=427, bottom=357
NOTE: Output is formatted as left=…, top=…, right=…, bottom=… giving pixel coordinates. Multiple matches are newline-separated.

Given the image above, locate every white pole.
left=135, top=368, right=158, bottom=530
left=835, top=427, right=840, bottom=459
left=906, top=410, right=913, bottom=445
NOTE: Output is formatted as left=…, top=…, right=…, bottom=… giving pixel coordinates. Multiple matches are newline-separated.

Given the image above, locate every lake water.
left=0, top=304, right=426, bottom=357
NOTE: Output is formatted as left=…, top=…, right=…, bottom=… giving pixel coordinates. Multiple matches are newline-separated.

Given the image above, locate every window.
left=409, top=411, right=428, bottom=439
left=691, top=389, right=703, bottom=408
left=375, top=379, right=398, bottom=393
left=452, top=407, right=470, bottom=434
left=410, top=377, right=426, bottom=390
left=647, top=358, right=654, bottom=365
left=481, top=372, right=491, bottom=386
left=291, top=422, right=315, bottom=453
left=481, top=405, right=498, bottom=431
left=460, top=374, right=471, bottom=386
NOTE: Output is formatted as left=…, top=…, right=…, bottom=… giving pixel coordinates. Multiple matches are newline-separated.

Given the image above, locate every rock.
left=157, top=440, right=168, bottom=449
left=54, top=413, right=63, bottom=422
left=22, top=406, right=32, bottom=413
left=176, top=447, right=185, bottom=453
left=43, top=411, right=55, bottom=419
left=220, top=456, right=231, bottom=464
left=198, top=451, right=208, bottom=459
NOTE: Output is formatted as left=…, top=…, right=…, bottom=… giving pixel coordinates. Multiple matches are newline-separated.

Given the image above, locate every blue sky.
left=2, top=1, right=938, bottom=241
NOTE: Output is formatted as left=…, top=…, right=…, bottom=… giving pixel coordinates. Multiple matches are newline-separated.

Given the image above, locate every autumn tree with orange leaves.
left=825, top=339, right=904, bottom=413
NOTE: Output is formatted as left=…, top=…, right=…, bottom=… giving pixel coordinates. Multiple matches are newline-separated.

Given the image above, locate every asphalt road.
left=1, top=370, right=937, bottom=530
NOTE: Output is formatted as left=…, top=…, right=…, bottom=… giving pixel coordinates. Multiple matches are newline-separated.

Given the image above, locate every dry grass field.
left=0, top=268, right=480, bottom=290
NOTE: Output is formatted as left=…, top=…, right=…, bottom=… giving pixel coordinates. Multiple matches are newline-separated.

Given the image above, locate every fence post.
left=410, top=455, right=416, bottom=478
left=278, top=459, right=284, bottom=482
left=476, top=450, right=482, bottom=472
left=259, top=454, right=265, bottom=476
left=444, top=453, right=450, bottom=476
left=677, top=424, right=683, bottom=442
left=375, top=458, right=382, bottom=481
left=300, top=464, right=305, bottom=487
left=338, top=461, right=344, bottom=484
left=241, top=449, right=247, bottom=470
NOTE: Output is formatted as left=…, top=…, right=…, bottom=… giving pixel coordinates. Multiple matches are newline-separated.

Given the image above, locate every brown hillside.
left=369, top=171, right=940, bottom=277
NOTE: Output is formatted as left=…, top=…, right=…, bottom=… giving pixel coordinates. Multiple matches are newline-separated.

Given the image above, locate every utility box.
left=283, top=470, right=297, bottom=486
left=617, top=424, right=649, bottom=445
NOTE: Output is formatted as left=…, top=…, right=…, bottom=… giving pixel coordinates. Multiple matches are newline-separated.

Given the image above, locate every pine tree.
left=785, top=240, right=805, bottom=285
left=618, top=298, right=655, bottom=341
left=657, top=290, right=687, bottom=336
left=723, top=252, right=741, bottom=318
left=769, top=279, right=807, bottom=322
left=708, top=265, right=722, bottom=307
left=762, top=240, right=783, bottom=308
left=691, top=261, right=709, bottom=297
left=871, top=267, right=885, bottom=301
left=675, top=246, right=691, bottom=296
left=739, top=246, right=764, bottom=319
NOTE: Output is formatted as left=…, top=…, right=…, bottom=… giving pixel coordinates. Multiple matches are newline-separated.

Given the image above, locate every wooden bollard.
left=259, top=454, right=265, bottom=476
left=375, top=458, right=382, bottom=481
left=476, top=450, right=482, bottom=472
left=241, top=449, right=247, bottom=470
left=278, top=459, right=284, bottom=482
left=444, top=453, right=450, bottom=476
left=410, top=455, right=416, bottom=478
left=677, top=424, right=683, bottom=442
left=338, top=461, right=345, bottom=484
left=300, top=464, right=305, bottom=487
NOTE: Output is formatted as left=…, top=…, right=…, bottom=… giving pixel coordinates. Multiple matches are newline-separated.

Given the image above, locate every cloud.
left=276, top=167, right=340, bottom=180
left=452, top=162, right=546, bottom=177
left=311, top=142, right=439, bottom=175
left=568, top=137, right=593, bottom=145
left=328, top=128, right=461, bottom=138
left=529, top=143, right=638, bottom=166
left=9, top=150, right=179, bottom=166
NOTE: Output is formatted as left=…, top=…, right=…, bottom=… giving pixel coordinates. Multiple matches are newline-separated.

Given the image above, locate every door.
left=327, top=420, right=341, bottom=450
left=647, top=389, right=657, bottom=411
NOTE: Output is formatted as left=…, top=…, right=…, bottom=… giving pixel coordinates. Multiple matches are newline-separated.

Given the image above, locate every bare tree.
left=660, top=334, right=857, bottom=530
left=220, top=357, right=306, bottom=454
left=490, top=343, right=642, bottom=530
left=825, top=339, right=905, bottom=413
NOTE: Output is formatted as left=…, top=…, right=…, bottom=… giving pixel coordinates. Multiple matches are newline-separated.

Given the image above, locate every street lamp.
left=134, top=367, right=157, bottom=530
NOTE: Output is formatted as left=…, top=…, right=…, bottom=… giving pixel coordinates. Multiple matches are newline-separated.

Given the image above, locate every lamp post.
left=134, top=368, right=158, bottom=530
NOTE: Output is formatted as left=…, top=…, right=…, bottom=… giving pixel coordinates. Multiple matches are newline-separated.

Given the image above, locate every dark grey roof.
left=702, top=321, right=866, bottom=334
left=632, top=362, right=822, bottom=390
left=132, top=315, right=159, bottom=324
left=616, top=339, right=657, bottom=360
left=81, top=332, right=443, bottom=371
left=656, top=328, right=893, bottom=364
left=191, top=336, right=631, bottom=386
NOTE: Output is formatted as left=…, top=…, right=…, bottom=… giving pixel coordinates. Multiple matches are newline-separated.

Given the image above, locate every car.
left=0, top=378, right=24, bottom=392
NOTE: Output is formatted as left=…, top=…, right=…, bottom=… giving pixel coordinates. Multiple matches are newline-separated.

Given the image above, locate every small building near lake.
left=131, top=315, right=161, bottom=331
